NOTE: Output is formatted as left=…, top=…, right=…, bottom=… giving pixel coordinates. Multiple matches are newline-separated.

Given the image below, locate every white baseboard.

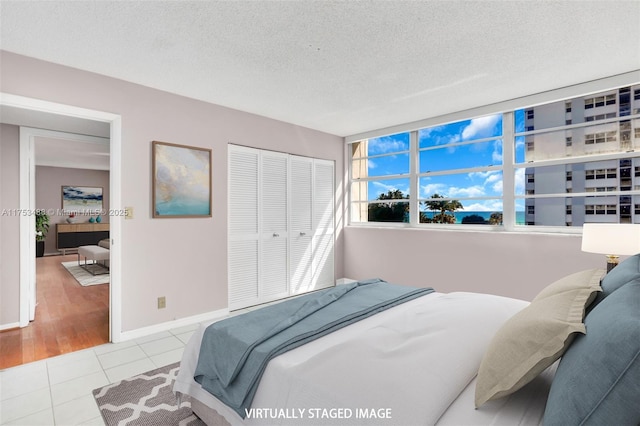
left=0, top=322, right=20, bottom=331
left=115, top=307, right=229, bottom=343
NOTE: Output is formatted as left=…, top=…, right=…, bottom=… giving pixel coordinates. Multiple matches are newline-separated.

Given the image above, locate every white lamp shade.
left=581, top=223, right=640, bottom=255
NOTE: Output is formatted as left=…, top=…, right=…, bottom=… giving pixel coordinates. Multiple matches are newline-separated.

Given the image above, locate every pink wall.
left=35, top=166, right=110, bottom=255
left=1, top=50, right=610, bottom=335
left=343, top=227, right=610, bottom=301
left=0, top=51, right=344, bottom=332
left=0, top=124, right=21, bottom=326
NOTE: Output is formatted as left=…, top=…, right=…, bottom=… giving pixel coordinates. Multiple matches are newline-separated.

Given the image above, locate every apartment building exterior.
left=524, top=85, right=640, bottom=226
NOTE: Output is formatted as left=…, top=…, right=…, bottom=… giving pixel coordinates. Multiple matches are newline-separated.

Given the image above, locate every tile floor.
left=0, top=306, right=257, bottom=426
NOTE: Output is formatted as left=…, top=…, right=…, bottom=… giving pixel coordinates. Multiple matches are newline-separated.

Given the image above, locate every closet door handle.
left=273, top=233, right=280, bottom=237
left=300, top=232, right=306, bottom=236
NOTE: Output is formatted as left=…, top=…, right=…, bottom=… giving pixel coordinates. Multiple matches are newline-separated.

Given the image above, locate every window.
left=350, top=133, right=410, bottom=223
left=348, top=84, right=640, bottom=230
left=350, top=116, right=503, bottom=225
left=585, top=94, right=616, bottom=108
left=417, top=116, right=503, bottom=225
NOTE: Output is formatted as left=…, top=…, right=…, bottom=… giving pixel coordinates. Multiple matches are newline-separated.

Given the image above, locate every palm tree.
left=422, top=194, right=463, bottom=224
left=368, top=189, right=409, bottom=222
left=489, top=212, right=503, bottom=225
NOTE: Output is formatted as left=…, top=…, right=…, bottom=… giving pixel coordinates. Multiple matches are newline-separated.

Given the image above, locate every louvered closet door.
left=228, top=146, right=260, bottom=310
left=312, top=159, right=335, bottom=291
left=260, top=151, right=289, bottom=301
left=289, top=155, right=314, bottom=295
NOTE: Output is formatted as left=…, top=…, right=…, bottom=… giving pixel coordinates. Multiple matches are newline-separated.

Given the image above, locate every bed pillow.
left=590, top=253, right=640, bottom=308
left=474, top=269, right=603, bottom=407
left=543, top=279, right=640, bottom=425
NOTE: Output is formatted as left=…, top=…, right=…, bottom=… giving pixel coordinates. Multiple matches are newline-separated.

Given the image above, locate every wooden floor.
left=0, top=254, right=109, bottom=370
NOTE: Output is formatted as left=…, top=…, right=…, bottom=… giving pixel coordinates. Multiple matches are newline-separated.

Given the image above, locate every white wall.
left=343, top=227, right=609, bottom=301
left=0, top=124, right=21, bottom=327
left=0, top=51, right=344, bottom=333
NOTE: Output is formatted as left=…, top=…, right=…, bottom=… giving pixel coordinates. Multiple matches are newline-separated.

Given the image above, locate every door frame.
left=21, top=127, right=109, bottom=321
left=1, top=92, right=123, bottom=342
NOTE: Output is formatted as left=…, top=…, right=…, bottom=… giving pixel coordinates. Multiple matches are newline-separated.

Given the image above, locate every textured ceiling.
left=1, top=1, right=639, bottom=137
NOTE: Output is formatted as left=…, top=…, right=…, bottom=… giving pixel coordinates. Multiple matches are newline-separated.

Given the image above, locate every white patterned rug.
left=93, top=362, right=205, bottom=426
left=62, top=261, right=110, bottom=286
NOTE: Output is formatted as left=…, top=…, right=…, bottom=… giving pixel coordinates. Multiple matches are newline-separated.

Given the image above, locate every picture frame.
left=152, top=141, right=212, bottom=218
left=62, top=186, right=103, bottom=213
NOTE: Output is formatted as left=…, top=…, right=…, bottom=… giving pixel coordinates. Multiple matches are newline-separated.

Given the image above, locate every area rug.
left=93, top=362, right=205, bottom=426
left=62, top=261, right=109, bottom=286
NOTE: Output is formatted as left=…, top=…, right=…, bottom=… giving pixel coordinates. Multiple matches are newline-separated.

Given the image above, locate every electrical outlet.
left=157, top=296, right=166, bottom=309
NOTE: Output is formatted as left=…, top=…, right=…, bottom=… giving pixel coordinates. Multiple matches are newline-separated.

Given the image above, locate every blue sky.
left=362, top=111, right=528, bottom=212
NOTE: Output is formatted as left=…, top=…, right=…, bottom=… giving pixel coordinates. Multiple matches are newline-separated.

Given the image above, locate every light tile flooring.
left=0, top=309, right=258, bottom=426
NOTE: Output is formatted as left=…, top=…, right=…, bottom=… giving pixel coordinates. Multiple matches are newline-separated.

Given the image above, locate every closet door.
left=229, top=147, right=335, bottom=309
left=260, top=151, right=289, bottom=302
left=289, top=156, right=314, bottom=295
left=312, top=159, right=335, bottom=290
left=228, top=145, right=260, bottom=310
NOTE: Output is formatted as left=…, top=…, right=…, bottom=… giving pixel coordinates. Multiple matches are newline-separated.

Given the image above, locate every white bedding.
left=175, top=291, right=550, bottom=425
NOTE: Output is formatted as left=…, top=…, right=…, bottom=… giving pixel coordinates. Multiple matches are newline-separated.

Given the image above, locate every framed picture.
left=62, top=186, right=103, bottom=213
left=152, top=141, right=212, bottom=218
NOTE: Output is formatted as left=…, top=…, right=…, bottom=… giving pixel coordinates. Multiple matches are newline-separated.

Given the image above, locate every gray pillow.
left=591, top=253, right=640, bottom=307
left=543, top=279, right=640, bottom=425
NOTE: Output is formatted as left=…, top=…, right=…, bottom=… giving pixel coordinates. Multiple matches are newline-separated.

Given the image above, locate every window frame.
left=345, top=74, right=640, bottom=234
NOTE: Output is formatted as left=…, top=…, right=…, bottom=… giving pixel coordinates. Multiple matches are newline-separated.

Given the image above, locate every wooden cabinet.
left=56, top=223, right=110, bottom=254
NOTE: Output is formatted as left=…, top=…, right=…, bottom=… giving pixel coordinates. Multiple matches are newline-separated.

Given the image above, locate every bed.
left=174, top=259, right=640, bottom=426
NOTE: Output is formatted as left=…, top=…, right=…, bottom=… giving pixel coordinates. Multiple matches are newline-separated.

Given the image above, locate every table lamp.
left=581, top=223, right=640, bottom=272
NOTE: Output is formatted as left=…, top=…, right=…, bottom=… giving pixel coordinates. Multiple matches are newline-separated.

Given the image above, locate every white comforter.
left=174, top=291, right=531, bottom=425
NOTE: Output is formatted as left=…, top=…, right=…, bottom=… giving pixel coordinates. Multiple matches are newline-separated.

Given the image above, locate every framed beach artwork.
left=62, top=186, right=103, bottom=213
left=152, top=141, right=212, bottom=218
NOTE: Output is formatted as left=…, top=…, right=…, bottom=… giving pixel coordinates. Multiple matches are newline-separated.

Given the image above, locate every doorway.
left=0, top=92, right=123, bottom=367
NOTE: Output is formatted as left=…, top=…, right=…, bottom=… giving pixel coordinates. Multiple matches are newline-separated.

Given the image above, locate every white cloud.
left=491, top=179, right=503, bottom=193
left=372, top=181, right=409, bottom=195
left=448, top=186, right=486, bottom=197
left=515, top=168, right=526, bottom=194
left=464, top=201, right=504, bottom=212
left=421, top=183, right=447, bottom=197
left=468, top=170, right=495, bottom=180
left=367, top=159, right=377, bottom=169
left=461, top=114, right=501, bottom=140
left=485, top=173, right=501, bottom=184
left=369, top=136, right=408, bottom=154
left=418, top=126, right=443, bottom=139
left=492, top=140, right=503, bottom=163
